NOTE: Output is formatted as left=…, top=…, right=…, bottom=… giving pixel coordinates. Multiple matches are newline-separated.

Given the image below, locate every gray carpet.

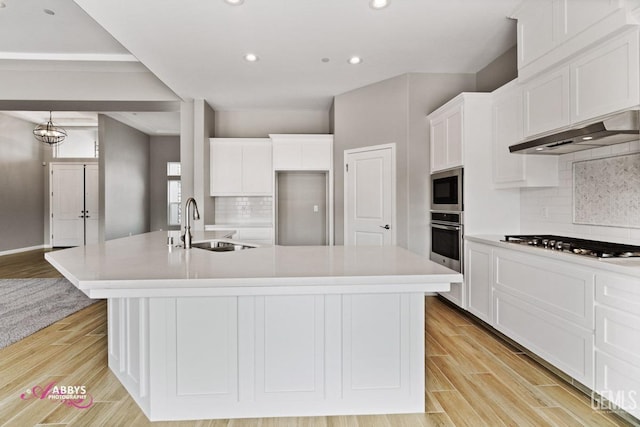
left=0, top=278, right=98, bottom=349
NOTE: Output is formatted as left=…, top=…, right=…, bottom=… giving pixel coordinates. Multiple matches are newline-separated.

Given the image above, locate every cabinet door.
left=517, top=0, right=558, bottom=69
left=430, top=118, right=447, bottom=172
left=211, top=140, right=243, bottom=195
left=445, top=107, right=463, bottom=169
left=242, top=141, right=273, bottom=194
left=301, top=140, right=331, bottom=170
left=564, top=0, right=620, bottom=40
left=523, top=66, right=570, bottom=137
left=493, top=85, right=525, bottom=185
left=571, top=29, right=639, bottom=124
left=465, top=242, right=493, bottom=323
left=273, top=140, right=302, bottom=170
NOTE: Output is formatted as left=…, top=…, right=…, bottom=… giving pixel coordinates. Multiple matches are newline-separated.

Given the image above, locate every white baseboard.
left=0, top=244, right=45, bottom=257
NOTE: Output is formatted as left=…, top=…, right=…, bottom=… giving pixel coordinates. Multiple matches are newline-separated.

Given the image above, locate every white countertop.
left=466, top=235, right=640, bottom=278
left=45, top=231, right=461, bottom=298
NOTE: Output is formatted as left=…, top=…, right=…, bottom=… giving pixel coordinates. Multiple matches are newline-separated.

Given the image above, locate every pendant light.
left=33, top=111, right=67, bottom=146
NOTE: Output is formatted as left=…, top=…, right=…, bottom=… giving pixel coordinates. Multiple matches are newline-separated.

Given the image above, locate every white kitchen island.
left=45, top=231, right=462, bottom=422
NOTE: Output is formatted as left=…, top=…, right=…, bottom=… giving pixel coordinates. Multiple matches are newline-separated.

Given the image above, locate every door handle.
left=380, top=224, right=390, bottom=230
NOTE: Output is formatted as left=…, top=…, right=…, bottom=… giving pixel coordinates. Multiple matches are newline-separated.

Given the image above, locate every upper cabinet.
left=520, top=27, right=640, bottom=140
left=270, top=134, right=333, bottom=171
left=210, top=138, right=273, bottom=196
left=428, top=98, right=464, bottom=173
left=571, top=29, right=640, bottom=123
left=523, top=66, right=571, bottom=138
left=515, top=0, right=629, bottom=78
left=493, top=81, right=558, bottom=188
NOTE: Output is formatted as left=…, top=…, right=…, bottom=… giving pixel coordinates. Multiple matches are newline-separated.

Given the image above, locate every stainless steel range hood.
left=509, top=110, right=640, bottom=155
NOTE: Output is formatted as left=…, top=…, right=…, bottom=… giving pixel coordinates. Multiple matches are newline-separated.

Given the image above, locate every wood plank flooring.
left=0, top=250, right=634, bottom=426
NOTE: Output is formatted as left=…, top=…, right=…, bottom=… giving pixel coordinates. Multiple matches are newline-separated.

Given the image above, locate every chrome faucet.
left=181, top=197, right=200, bottom=249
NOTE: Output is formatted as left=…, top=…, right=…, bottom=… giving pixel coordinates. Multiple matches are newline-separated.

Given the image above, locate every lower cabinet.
left=464, top=240, right=640, bottom=419
left=593, top=272, right=640, bottom=419
left=465, top=241, right=493, bottom=323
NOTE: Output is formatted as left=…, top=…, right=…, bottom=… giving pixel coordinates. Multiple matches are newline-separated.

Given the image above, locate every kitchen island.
left=45, top=231, right=462, bottom=422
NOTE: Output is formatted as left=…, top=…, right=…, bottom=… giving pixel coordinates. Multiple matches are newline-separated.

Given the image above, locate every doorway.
left=344, top=144, right=396, bottom=246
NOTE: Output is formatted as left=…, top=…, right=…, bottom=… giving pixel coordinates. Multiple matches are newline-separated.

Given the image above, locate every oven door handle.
left=431, top=223, right=461, bottom=231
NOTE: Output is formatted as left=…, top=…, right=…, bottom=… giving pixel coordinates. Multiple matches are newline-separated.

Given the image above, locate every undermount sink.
left=191, top=239, right=257, bottom=252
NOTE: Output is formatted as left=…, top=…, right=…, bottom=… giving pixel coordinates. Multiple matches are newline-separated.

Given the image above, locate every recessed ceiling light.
left=224, top=0, right=244, bottom=5
left=321, top=58, right=330, bottom=63
left=369, top=0, right=390, bottom=10
left=244, top=53, right=259, bottom=62
left=535, top=147, right=545, bottom=151
left=348, top=56, right=363, bottom=65
left=43, top=8, right=55, bottom=15
left=582, top=136, right=593, bottom=141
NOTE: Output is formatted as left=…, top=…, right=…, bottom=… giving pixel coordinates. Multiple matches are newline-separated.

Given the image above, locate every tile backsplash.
left=520, top=140, right=640, bottom=245
left=213, top=196, right=272, bottom=224
left=573, top=153, right=640, bottom=228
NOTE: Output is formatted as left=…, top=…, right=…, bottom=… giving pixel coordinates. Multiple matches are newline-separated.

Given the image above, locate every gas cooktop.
left=502, top=235, right=640, bottom=259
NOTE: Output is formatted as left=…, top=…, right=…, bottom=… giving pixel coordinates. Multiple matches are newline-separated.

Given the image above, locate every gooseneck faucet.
left=181, top=197, right=200, bottom=249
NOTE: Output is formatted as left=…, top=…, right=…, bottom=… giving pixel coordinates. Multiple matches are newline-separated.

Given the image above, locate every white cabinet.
left=210, top=138, right=272, bottom=196
left=270, top=134, right=333, bottom=171
left=428, top=100, right=463, bottom=172
left=571, top=29, right=640, bottom=124
left=464, top=241, right=493, bottom=323
left=492, top=248, right=595, bottom=387
left=523, top=66, right=570, bottom=137
left=594, top=272, right=640, bottom=419
left=493, top=81, right=558, bottom=188
left=515, top=0, right=624, bottom=75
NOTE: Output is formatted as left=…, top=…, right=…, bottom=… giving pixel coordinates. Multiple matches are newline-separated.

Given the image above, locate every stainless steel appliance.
left=502, top=235, right=640, bottom=259
left=430, top=211, right=463, bottom=272
left=431, top=167, right=463, bottom=211
left=509, top=110, right=640, bottom=155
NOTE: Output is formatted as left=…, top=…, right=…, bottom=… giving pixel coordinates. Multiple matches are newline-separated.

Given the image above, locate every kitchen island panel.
left=111, top=292, right=427, bottom=421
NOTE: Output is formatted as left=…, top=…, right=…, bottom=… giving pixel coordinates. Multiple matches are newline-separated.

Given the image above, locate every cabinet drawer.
left=595, top=272, right=640, bottom=315
left=594, top=350, right=640, bottom=420
left=494, top=249, right=594, bottom=328
left=494, top=290, right=593, bottom=387
left=595, top=305, right=640, bottom=368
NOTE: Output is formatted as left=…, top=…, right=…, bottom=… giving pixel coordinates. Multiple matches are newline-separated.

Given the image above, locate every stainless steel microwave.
left=431, top=167, right=463, bottom=211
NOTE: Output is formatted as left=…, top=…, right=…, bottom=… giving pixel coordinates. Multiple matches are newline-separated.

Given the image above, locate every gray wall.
left=99, top=115, right=150, bottom=241
left=214, top=110, right=330, bottom=137
left=476, top=45, right=518, bottom=92
left=149, top=135, right=180, bottom=231
left=0, top=113, right=45, bottom=252
left=333, top=73, right=476, bottom=252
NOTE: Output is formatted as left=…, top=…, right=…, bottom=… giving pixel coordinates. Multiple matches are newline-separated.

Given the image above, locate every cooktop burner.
left=502, top=235, right=640, bottom=259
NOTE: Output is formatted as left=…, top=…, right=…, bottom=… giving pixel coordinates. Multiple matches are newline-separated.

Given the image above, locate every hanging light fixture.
left=33, top=111, right=67, bottom=146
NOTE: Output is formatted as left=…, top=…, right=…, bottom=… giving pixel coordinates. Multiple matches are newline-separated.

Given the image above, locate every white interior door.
left=51, top=164, right=84, bottom=247
left=344, top=144, right=395, bottom=246
left=85, top=164, right=99, bottom=245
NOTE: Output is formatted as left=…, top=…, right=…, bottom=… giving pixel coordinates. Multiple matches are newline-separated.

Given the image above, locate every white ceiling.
left=0, top=0, right=519, bottom=131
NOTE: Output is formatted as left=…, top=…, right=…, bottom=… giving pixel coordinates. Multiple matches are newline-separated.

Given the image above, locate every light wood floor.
left=0, top=250, right=634, bottom=426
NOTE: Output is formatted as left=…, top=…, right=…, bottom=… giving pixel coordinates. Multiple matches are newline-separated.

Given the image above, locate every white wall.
left=520, top=141, right=640, bottom=245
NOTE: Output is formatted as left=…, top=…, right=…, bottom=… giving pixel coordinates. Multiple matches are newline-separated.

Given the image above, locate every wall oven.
left=431, top=167, right=463, bottom=211
left=430, top=211, right=463, bottom=273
